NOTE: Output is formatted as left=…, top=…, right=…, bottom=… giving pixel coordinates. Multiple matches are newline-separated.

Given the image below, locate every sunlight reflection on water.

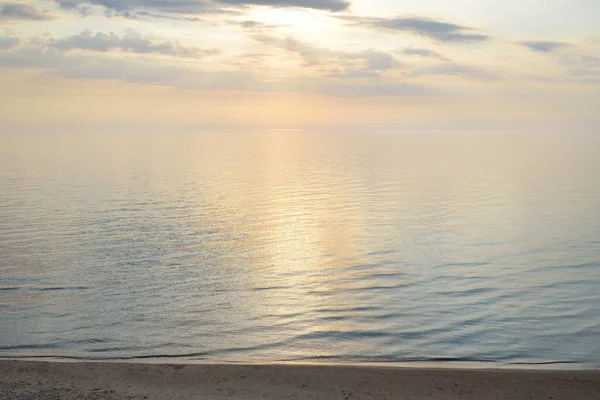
left=1, top=129, right=599, bottom=366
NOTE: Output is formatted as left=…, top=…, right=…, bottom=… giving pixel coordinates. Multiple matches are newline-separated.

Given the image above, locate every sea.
left=1, top=129, right=599, bottom=367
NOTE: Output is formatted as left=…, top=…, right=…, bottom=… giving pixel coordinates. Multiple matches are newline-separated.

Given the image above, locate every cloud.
left=359, top=49, right=401, bottom=71
left=215, top=0, right=349, bottom=11
left=518, top=47, right=600, bottom=84
left=400, top=47, right=444, bottom=59
left=55, top=0, right=229, bottom=17
left=55, top=0, right=349, bottom=18
left=0, top=38, right=438, bottom=97
left=408, top=63, right=495, bottom=80
left=555, top=47, right=600, bottom=83
left=135, top=11, right=205, bottom=21
left=316, top=82, right=436, bottom=97
left=341, top=16, right=490, bottom=43
left=0, top=28, right=20, bottom=50
left=225, top=19, right=276, bottom=30
left=0, top=1, right=56, bottom=21
left=0, top=43, right=254, bottom=89
left=52, top=0, right=90, bottom=15
left=252, top=34, right=329, bottom=65
left=519, top=40, right=569, bottom=53
left=252, top=34, right=402, bottom=77
left=254, top=36, right=493, bottom=82
left=45, top=28, right=220, bottom=59
left=514, top=37, right=599, bottom=83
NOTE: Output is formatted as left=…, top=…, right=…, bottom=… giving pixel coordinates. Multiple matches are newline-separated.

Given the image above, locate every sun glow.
left=250, top=8, right=333, bottom=34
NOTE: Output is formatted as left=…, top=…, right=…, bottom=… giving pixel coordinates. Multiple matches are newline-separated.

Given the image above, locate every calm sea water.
left=1, top=129, right=599, bottom=367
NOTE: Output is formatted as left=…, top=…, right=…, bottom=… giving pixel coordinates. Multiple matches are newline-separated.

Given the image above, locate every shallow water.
left=1, top=129, right=599, bottom=367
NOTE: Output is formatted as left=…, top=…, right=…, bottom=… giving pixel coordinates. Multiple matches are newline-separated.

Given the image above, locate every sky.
left=0, top=0, right=599, bottom=129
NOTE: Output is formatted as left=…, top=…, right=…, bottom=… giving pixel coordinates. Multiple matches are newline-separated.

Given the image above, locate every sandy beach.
left=0, top=360, right=598, bottom=400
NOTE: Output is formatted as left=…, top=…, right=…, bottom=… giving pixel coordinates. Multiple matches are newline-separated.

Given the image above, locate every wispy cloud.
left=134, top=11, right=207, bottom=21
left=408, top=63, right=495, bottom=80
left=56, top=0, right=224, bottom=16
left=0, top=41, right=258, bottom=89
left=555, top=44, right=600, bottom=83
left=519, top=40, right=569, bottom=53
left=45, top=28, right=220, bottom=59
left=216, top=0, right=349, bottom=12
left=226, top=19, right=276, bottom=30
left=252, top=34, right=402, bottom=78
left=55, top=0, right=349, bottom=18
left=340, top=16, right=490, bottom=43
left=0, top=1, right=56, bottom=21
left=315, top=81, right=437, bottom=97
left=0, top=31, right=439, bottom=98
left=0, top=28, right=20, bottom=50
left=400, top=47, right=444, bottom=59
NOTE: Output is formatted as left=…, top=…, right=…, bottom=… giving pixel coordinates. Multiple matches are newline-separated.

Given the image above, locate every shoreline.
left=2, top=360, right=599, bottom=399
left=0, top=356, right=594, bottom=370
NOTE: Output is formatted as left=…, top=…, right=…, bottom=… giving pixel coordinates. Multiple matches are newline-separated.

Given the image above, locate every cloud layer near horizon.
left=0, top=0, right=598, bottom=127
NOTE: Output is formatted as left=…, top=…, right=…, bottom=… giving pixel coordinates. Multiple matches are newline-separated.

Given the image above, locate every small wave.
left=0, top=339, right=107, bottom=352
left=0, top=352, right=588, bottom=369
left=0, top=286, right=90, bottom=292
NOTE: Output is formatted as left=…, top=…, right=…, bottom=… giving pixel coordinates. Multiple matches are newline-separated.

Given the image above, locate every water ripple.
left=1, top=130, right=600, bottom=367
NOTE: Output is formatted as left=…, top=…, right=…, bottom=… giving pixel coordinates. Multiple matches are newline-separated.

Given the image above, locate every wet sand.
left=1, top=360, right=599, bottom=399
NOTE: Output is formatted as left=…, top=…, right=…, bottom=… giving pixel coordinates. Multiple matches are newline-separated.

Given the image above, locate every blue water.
left=1, top=129, right=599, bottom=367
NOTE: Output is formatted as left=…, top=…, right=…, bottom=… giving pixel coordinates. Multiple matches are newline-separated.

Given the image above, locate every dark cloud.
left=55, top=0, right=349, bottom=18
left=341, top=16, right=490, bottom=43
left=46, top=29, right=219, bottom=58
left=519, top=40, right=568, bottom=53
left=0, top=1, right=56, bottom=21
left=53, top=0, right=88, bottom=14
